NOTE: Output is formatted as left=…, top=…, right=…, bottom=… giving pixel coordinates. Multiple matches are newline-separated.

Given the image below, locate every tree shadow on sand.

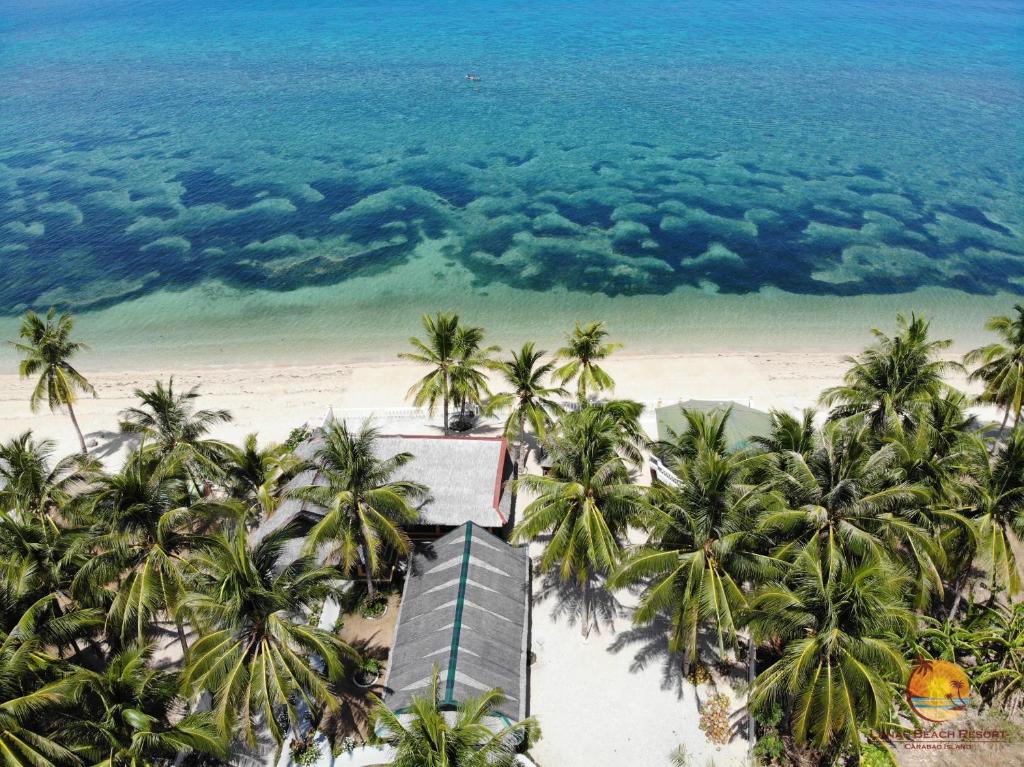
left=85, top=429, right=141, bottom=459
left=606, top=611, right=689, bottom=700
left=533, top=566, right=623, bottom=639
left=607, top=594, right=750, bottom=713
left=321, top=637, right=387, bottom=743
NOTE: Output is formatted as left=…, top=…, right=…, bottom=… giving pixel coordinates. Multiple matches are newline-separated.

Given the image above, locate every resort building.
left=251, top=427, right=515, bottom=554
left=240, top=418, right=533, bottom=766
left=384, top=522, right=531, bottom=722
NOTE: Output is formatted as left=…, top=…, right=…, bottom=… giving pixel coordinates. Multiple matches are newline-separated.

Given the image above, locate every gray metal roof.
left=251, top=432, right=512, bottom=548
left=383, top=523, right=530, bottom=720
left=379, top=435, right=511, bottom=528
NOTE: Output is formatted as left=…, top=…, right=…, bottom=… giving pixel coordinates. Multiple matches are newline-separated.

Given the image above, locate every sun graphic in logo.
left=907, top=659, right=973, bottom=722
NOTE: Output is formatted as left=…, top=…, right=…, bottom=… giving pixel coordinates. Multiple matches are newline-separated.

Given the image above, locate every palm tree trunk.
left=364, top=560, right=376, bottom=601
left=291, top=719, right=305, bottom=749
left=359, top=512, right=377, bottom=600
left=948, top=572, right=967, bottom=620
left=66, top=400, right=88, bottom=454
left=747, top=638, right=757, bottom=756
left=443, top=392, right=450, bottom=437
left=992, top=408, right=1012, bottom=454
left=581, top=576, right=591, bottom=639
left=818, top=744, right=840, bottom=767
left=176, top=618, right=190, bottom=656
left=516, top=410, right=527, bottom=472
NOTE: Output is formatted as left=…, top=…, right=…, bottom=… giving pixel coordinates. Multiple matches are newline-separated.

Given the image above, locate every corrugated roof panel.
left=384, top=523, right=530, bottom=720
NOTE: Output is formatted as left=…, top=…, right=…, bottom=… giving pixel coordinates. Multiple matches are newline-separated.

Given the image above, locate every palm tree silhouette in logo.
left=947, top=678, right=969, bottom=711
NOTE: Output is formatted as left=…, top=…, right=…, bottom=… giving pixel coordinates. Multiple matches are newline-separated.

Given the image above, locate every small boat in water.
left=465, top=73, right=481, bottom=81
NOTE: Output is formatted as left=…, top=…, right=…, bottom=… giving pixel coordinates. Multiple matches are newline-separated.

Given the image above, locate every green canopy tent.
left=654, top=399, right=773, bottom=450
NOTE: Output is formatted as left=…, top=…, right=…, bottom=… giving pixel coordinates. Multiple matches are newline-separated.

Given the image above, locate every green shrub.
left=752, top=733, right=784, bottom=764
left=859, top=742, right=897, bottom=767
left=752, top=703, right=785, bottom=764
left=284, top=426, right=311, bottom=451
left=360, top=595, right=387, bottom=619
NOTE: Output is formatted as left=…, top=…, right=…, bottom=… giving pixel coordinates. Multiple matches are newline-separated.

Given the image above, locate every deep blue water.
left=0, top=0, right=1021, bottom=314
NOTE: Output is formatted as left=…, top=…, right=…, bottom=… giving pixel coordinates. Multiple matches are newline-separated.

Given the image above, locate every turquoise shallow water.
left=0, top=0, right=1021, bottom=360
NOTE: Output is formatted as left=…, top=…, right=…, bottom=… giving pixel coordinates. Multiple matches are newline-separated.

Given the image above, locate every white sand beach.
left=527, top=549, right=751, bottom=767
left=1, top=351, right=863, bottom=461
left=0, top=349, right=992, bottom=463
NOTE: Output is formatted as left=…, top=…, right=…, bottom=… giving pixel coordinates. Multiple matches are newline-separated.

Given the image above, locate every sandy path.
left=527, top=554, right=749, bottom=767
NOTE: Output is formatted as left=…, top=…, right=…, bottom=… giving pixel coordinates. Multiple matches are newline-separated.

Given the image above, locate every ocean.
left=0, top=0, right=1021, bottom=366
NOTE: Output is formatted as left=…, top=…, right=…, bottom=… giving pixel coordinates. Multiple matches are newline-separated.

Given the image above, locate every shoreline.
left=0, top=242, right=1014, bottom=373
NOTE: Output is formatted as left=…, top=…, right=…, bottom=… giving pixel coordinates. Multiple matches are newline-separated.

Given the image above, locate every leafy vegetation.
left=370, top=669, right=539, bottom=767
left=290, top=420, right=426, bottom=598
left=5, top=306, right=1024, bottom=766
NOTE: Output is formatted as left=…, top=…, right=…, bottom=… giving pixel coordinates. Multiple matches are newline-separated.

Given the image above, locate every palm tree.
left=954, top=432, right=1024, bottom=596
left=58, top=643, right=223, bottom=766
left=971, top=602, right=1024, bottom=712
left=0, top=594, right=87, bottom=767
left=0, top=436, right=98, bottom=664
left=612, top=448, right=779, bottom=673
left=885, top=419, right=975, bottom=613
left=925, top=389, right=981, bottom=439
left=885, top=410, right=967, bottom=507
left=0, top=431, right=92, bottom=517
left=758, top=423, right=942, bottom=607
left=746, top=549, right=913, bottom=764
left=511, top=406, right=649, bottom=637
left=182, top=525, right=356, bottom=746
left=0, top=515, right=94, bottom=663
left=909, top=611, right=979, bottom=664
left=553, top=321, right=622, bottom=401
left=400, top=311, right=462, bottom=435
left=761, top=421, right=958, bottom=614
left=653, top=407, right=731, bottom=464
left=290, top=420, right=426, bottom=599
left=487, top=343, right=566, bottom=471
left=965, top=305, right=1024, bottom=441
left=73, top=449, right=229, bottom=652
left=0, top=436, right=99, bottom=663
left=119, top=378, right=232, bottom=495
left=221, top=433, right=296, bottom=527
left=821, top=313, right=960, bottom=435
left=750, top=408, right=817, bottom=457
left=578, top=399, right=648, bottom=467
left=371, top=668, right=539, bottom=767
left=449, top=324, right=499, bottom=430
left=10, top=308, right=95, bottom=454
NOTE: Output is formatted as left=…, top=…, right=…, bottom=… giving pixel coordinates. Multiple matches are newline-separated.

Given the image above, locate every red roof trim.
left=492, top=438, right=509, bottom=523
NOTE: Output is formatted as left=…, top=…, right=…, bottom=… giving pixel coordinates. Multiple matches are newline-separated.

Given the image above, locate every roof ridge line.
left=444, top=521, right=474, bottom=704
